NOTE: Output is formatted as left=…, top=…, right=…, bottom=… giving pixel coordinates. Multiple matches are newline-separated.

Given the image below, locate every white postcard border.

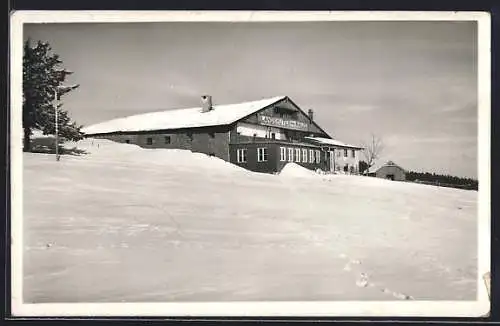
left=9, top=10, right=491, bottom=317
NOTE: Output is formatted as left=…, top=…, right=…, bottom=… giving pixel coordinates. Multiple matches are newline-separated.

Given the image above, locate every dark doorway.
left=386, top=174, right=395, bottom=180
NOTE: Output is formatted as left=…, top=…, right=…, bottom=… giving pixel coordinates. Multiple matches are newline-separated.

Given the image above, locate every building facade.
left=83, top=95, right=363, bottom=174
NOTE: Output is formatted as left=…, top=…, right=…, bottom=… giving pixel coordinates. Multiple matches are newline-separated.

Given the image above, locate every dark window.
left=295, top=148, right=301, bottom=162
left=351, top=149, right=355, bottom=158
left=209, top=132, right=215, bottom=138
left=271, top=133, right=276, bottom=139
left=237, top=149, right=247, bottom=163
left=164, top=136, right=171, bottom=144
left=257, top=147, right=269, bottom=162
left=344, top=165, right=349, bottom=172
left=125, top=139, right=130, bottom=144
left=146, top=137, right=153, bottom=145
left=344, top=149, right=348, bottom=157
left=350, top=166, right=355, bottom=174
left=280, top=147, right=286, bottom=161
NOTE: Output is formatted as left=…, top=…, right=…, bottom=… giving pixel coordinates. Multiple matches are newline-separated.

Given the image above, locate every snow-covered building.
left=82, top=95, right=363, bottom=174
left=368, top=161, right=406, bottom=181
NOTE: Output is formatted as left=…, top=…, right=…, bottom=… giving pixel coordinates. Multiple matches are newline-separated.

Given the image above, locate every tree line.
left=405, top=171, right=478, bottom=190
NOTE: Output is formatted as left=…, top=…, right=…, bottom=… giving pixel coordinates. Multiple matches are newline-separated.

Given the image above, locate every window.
left=344, top=165, right=349, bottom=172
left=125, top=139, right=130, bottom=144
left=315, top=150, right=321, bottom=164
left=237, top=149, right=247, bottom=163
left=271, top=133, right=276, bottom=139
left=257, top=147, right=268, bottom=162
left=302, top=149, right=308, bottom=162
left=337, top=150, right=341, bottom=157
left=295, top=148, right=301, bottom=162
left=164, top=136, right=171, bottom=144
left=209, top=132, right=215, bottom=138
left=280, top=147, right=286, bottom=161
left=351, top=149, right=355, bottom=158
left=288, top=148, right=294, bottom=162
left=350, top=166, right=355, bottom=174
left=146, top=137, right=153, bottom=145
left=309, top=149, right=314, bottom=163
left=344, top=149, right=348, bottom=157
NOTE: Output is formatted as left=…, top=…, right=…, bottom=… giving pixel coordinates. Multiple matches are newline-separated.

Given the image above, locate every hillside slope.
left=23, top=138, right=477, bottom=302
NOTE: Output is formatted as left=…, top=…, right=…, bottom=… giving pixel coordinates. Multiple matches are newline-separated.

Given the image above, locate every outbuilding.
left=82, top=95, right=363, bottom=174
left=369, top=161, right=406, bottom=181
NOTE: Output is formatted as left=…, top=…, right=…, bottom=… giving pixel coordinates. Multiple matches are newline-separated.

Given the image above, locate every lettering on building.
left=259, top=115, right=308, bottom=131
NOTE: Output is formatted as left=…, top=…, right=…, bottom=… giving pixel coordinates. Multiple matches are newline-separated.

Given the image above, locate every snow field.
left=22, top=138, right=478, bottom=302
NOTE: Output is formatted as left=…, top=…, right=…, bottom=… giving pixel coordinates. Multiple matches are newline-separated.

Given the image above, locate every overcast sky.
left=24, top=21, right=478, bottom=178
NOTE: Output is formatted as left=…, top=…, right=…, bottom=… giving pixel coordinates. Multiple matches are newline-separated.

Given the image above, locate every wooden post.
left=55, top=89, right=60, bottom=161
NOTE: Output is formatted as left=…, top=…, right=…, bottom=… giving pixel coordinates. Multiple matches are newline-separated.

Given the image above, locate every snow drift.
left=279, top=163, right=320, bottom=178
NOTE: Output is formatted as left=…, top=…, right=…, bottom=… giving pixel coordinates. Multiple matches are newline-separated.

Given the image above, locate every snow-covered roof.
left=82, top=96, right=286, bottom=135
left=368, top=161, right=405, bottom=173
left=304, top=136, right=363, bottom=149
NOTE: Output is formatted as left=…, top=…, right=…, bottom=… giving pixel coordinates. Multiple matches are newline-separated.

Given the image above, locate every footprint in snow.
left=356, top=273, right=370, bottom=288
left=381, top=288, right=414, bottom=300
left=343, top=259, right=361, bottom=271
left=393, top=292, right=414, bottom=300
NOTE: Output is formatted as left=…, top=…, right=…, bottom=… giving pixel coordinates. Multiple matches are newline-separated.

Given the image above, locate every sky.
left=24, top=21, right=478, bottom=178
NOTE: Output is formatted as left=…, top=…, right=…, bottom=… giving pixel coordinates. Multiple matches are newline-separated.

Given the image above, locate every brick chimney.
left=308, top=109, right=314, bottom=121
left=201, top=95, right=213, bottom=113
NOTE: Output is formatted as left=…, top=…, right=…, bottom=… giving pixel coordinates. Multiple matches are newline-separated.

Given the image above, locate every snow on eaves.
left=368, top=161, right=405, bottom=174
left=82, top=96, right=286, bottom=135
left=304, top=136, right=363, bottom=149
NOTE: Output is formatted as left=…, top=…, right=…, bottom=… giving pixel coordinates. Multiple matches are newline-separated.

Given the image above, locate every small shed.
left=369, top=161, right=406, bottom=181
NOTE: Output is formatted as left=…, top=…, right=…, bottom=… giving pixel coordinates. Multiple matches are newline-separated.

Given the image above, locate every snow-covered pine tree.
left=23, top=39, right=83, bottom=152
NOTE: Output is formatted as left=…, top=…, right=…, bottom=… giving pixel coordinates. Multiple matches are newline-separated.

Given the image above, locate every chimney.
left=201, top=95, right=213, bottom=113
left=308, top=109, right=314, bottom=121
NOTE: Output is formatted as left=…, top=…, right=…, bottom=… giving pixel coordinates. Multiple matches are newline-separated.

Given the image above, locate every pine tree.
left=23, top=39, right=83, bottom=152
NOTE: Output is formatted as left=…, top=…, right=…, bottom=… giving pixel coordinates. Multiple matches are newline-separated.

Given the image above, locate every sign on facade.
left=259, top=115, right=308, bottom=131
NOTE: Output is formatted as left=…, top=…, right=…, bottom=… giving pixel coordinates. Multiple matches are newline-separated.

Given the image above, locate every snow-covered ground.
left=22, top=138, right=477, bottom=303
